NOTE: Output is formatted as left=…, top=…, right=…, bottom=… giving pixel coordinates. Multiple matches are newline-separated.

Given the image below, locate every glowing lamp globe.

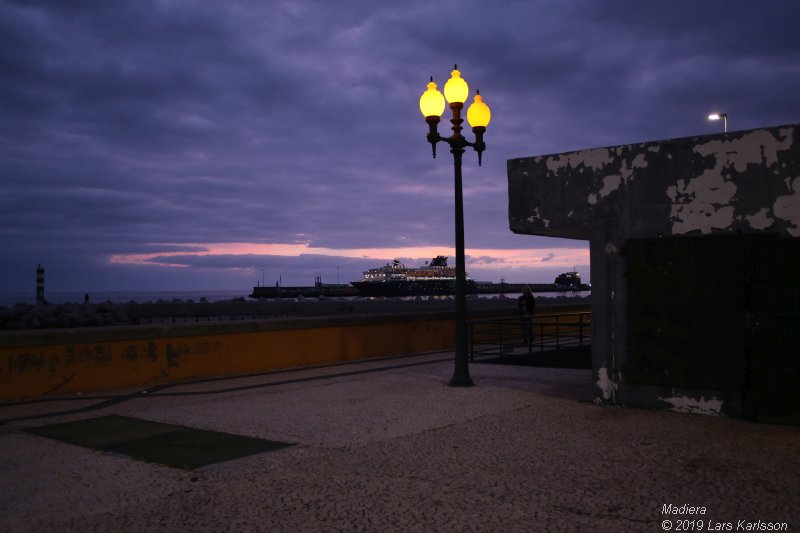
left=419, top=79, right=445, bottom=118
left=467, top=91, right=491, bottom=128
left=443, top=66, right=469, bottom=104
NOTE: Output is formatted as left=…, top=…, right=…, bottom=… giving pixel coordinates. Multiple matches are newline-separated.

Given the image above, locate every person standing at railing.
left=518, top=286, right=536, bottom=347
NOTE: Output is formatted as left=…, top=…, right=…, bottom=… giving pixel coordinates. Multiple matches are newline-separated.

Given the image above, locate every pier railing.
left=468, top=311, right=591, bottom=361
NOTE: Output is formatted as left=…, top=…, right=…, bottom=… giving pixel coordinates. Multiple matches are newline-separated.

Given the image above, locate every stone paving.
left=1, top=351, right=798, bottom=532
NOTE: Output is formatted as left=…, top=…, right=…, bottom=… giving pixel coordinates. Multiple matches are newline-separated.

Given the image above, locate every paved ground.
left=1, top=351, right=798, bottom=532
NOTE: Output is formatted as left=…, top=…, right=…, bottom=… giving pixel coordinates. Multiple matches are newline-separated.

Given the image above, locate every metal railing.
left=468, top=311, right=591, bottom=361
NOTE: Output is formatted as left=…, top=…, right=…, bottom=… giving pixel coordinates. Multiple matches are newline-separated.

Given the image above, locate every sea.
left=0, top=290, right=249, bottom=307
left=0, top=289, right=591, bottom=307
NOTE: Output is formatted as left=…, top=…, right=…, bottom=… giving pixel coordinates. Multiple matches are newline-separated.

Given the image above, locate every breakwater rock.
left=0, top=295, right=589, bottom=331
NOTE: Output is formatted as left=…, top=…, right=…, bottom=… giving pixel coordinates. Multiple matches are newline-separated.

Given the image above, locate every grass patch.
left=27, top=415, right=293, bottom=470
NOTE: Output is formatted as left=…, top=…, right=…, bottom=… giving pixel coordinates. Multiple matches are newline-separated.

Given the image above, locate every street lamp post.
left=708, top=112, right=728, bottom=133
left=419, top=65, right=491, bottom=387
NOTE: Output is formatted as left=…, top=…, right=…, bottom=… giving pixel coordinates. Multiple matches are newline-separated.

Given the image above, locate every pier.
left=249, top=280, right=589, bottom=299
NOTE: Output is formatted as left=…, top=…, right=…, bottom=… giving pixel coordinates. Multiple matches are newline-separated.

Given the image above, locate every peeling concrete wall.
left=509, top=124, right=799, bottom=240
left=507, top=123, right=800, bottom=420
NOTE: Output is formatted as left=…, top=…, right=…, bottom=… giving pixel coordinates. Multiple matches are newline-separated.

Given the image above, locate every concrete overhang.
left=507, top=123, right=800, bottom=242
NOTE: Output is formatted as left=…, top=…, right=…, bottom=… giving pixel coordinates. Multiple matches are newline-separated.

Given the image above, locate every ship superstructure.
left=351, top=256, right=475, bottom=297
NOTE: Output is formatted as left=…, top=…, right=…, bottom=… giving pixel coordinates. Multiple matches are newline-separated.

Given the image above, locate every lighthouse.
left=36, top=264, right=45, bottom=305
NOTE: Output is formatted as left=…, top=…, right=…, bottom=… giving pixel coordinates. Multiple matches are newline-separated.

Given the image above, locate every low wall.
left=1, top=304, right=589, bottom=400
left=1, top=305, right=588, bottom=400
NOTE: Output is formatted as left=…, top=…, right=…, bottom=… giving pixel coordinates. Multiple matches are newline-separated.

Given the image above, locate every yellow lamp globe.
left=419, top=78, right=445, bottom=118
left=467, top=90, right=491, bottom=128
left=443, top=66, right=469, bottom=104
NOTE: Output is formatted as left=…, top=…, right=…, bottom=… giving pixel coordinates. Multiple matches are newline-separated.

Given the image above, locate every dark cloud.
left=2, top=0, right=798, bottom=292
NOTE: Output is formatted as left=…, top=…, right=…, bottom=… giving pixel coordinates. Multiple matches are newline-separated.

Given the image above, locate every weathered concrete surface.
left=1, top=352, right=798, bottom=532
left=508, top=124, right=800, bottom=240
left=507, top=124, right=800, bottom=419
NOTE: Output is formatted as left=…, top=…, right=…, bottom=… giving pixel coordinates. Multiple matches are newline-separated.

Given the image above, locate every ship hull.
left=351, top=279, right=477, bottom=297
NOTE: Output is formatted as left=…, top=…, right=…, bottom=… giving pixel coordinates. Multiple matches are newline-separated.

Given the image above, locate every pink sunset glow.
left=107, top=241, right=590, bottom=285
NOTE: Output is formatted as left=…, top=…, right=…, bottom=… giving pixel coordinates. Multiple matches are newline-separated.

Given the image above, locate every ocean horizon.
left=0, top=289, right=251, bottom=307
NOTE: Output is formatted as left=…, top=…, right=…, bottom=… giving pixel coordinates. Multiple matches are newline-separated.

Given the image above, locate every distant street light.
left=419, top=65, right=491, bottom=387
left=708, top=112, right=728, bottom=133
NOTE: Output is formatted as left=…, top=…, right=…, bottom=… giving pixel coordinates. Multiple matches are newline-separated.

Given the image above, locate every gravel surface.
left=1, top=352, right=798, bottom=532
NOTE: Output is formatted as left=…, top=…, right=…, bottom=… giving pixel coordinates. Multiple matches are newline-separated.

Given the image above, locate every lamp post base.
left=448, top=376, right=475, bottom=387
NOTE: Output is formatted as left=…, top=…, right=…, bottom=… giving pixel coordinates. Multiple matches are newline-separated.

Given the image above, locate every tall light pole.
left=419, top=65, right=491, bottom=387
left=708, top=112, right=728, bottom=133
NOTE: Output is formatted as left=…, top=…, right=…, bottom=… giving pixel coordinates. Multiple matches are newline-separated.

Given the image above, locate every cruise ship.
left=350, top=256, right=476, bottom=297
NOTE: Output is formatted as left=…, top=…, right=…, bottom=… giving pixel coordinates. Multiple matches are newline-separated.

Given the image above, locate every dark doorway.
left=744, top=236, right=800, bottom=424
left=625, top=234, right=799, bottom=424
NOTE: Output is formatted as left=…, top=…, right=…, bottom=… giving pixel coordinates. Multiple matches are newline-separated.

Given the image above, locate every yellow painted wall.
left=0, top=306, right=588, bottom=400
left=0, top=314, right=461, bottom=399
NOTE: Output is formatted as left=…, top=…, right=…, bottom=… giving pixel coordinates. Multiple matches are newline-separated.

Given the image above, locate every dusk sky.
left=2, top=0, right=799, bottom=295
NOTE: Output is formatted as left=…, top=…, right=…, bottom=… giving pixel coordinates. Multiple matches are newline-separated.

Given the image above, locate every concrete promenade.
left=1, top=351, right=798, bottom=532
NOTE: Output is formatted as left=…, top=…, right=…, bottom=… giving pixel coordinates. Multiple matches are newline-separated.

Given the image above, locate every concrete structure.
left=508, top=123, right=800, bottom=424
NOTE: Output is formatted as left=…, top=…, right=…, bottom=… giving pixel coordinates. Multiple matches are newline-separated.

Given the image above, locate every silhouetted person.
left=518, top=286, right=535, bottom=347
left=84, top=293, right=90, bottom=304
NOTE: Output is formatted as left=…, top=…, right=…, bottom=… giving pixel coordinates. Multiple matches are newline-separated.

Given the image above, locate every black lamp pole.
left=425, top=100, right=485, bottom=387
